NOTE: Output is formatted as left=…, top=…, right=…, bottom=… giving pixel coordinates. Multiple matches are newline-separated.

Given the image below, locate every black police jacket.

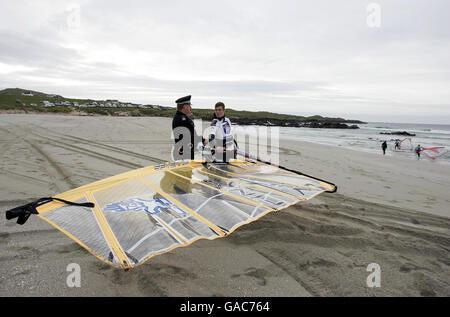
left=172, top=111, right=204, bottom=160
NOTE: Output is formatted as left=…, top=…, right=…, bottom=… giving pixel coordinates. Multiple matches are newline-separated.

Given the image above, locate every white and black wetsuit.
left=209, top=115, right=236, bottom=162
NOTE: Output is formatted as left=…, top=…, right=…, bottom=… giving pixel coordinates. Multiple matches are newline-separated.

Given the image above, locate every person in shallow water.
left=381, top=141, right=387, bottom=155
left=394, top=139, right=400, bottom=150
left=415, top=144, right=423, bottom=159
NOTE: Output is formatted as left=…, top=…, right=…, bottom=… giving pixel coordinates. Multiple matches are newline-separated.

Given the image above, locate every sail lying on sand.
left=6, top=159, right=336, bottom=270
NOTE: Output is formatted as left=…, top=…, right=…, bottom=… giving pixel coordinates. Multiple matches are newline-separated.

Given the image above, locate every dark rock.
left=231, top=117, right=360, bottom=129
left=380, top=131, right=416, bottom=136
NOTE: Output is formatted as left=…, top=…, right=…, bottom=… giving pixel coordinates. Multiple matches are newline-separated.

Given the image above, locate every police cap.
left=175, top=95, right=191, bottom=105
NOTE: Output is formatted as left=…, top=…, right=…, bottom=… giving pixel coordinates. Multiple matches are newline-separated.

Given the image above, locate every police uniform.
left=172, top=95, right=204, bottom=160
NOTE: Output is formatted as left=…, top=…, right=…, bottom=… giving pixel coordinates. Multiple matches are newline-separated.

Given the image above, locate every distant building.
left=42, top=101, right=54, bottom=107
left=22, top=92, right=34, bottom=96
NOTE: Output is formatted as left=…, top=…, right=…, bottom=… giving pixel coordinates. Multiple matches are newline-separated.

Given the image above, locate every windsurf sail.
left=5, top=159, right=336, bottom=270
left=398, top=138, right=413, bottom=151
left=420, top=147, right=448, bottom=160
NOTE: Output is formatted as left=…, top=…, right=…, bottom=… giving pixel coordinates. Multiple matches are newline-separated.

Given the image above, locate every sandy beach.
left=0, top=113, right=449, bottom=297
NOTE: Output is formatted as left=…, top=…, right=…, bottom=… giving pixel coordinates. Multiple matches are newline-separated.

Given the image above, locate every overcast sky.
left=1, top=0, right=449, bottom=124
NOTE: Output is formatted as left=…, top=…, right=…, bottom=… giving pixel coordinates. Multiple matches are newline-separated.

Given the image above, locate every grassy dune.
left=0, top=88, right=364, bottom=124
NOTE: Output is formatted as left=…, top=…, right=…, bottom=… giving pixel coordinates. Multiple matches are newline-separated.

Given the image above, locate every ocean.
left=235, top=122, right=450, bottom=165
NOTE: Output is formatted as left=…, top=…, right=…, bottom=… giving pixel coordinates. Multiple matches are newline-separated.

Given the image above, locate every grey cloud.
left=0, top=31, right=82, bottom=67
left=1, top=0, right=450, bottom=123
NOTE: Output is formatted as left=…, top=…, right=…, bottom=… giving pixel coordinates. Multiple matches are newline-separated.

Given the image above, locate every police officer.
left=172, top=95, right=205, bottom=160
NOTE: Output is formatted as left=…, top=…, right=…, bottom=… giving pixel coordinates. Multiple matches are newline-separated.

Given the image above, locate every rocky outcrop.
left=380, top=131, right=416, bottom=136
left=230, top=117, right=360, bottom=129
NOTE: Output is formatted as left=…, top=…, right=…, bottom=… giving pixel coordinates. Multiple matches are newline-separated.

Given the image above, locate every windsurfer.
left=208, top=102, right=236, bottom=162
left=415, top=144, right=422, bottom=159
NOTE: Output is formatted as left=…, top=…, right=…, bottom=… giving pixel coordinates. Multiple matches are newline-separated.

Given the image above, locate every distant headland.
left=0, top=88, right=366, bottom=129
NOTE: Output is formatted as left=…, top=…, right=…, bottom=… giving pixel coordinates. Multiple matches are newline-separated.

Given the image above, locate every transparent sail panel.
left=92, top=178, right=217, bottom=264
left=42, top=198, right=115, bottom=265
left=207, top=163, right=326, bottom=199
left=142, top=168, right=270, bottom=233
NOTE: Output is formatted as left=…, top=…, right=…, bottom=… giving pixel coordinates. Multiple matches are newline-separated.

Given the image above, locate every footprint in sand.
left=298, top=258, right=338, bottom=270
left=231, top=267, right=268, bottom=286
left=411, top=218, right=420, bottom=225
left=399, top=263, right=417, bottom=273
left=420, top=289, right=436, bottom=297
left=135, top=264, right=197, bottom=296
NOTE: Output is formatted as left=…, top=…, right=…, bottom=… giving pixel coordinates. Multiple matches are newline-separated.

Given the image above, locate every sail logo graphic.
left=103, top=197, right=186, bottom=215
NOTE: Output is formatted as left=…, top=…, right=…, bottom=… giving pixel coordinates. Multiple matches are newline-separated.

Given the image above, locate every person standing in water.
left=415, top=144, right=423, bottom=159
left=394, top=139, right=400, bottom=150
left=381, top=141, right=388, bottom=155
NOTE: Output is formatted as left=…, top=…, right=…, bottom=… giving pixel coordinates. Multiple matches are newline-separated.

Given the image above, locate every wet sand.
left=0, top=114, right=449, bottom=296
